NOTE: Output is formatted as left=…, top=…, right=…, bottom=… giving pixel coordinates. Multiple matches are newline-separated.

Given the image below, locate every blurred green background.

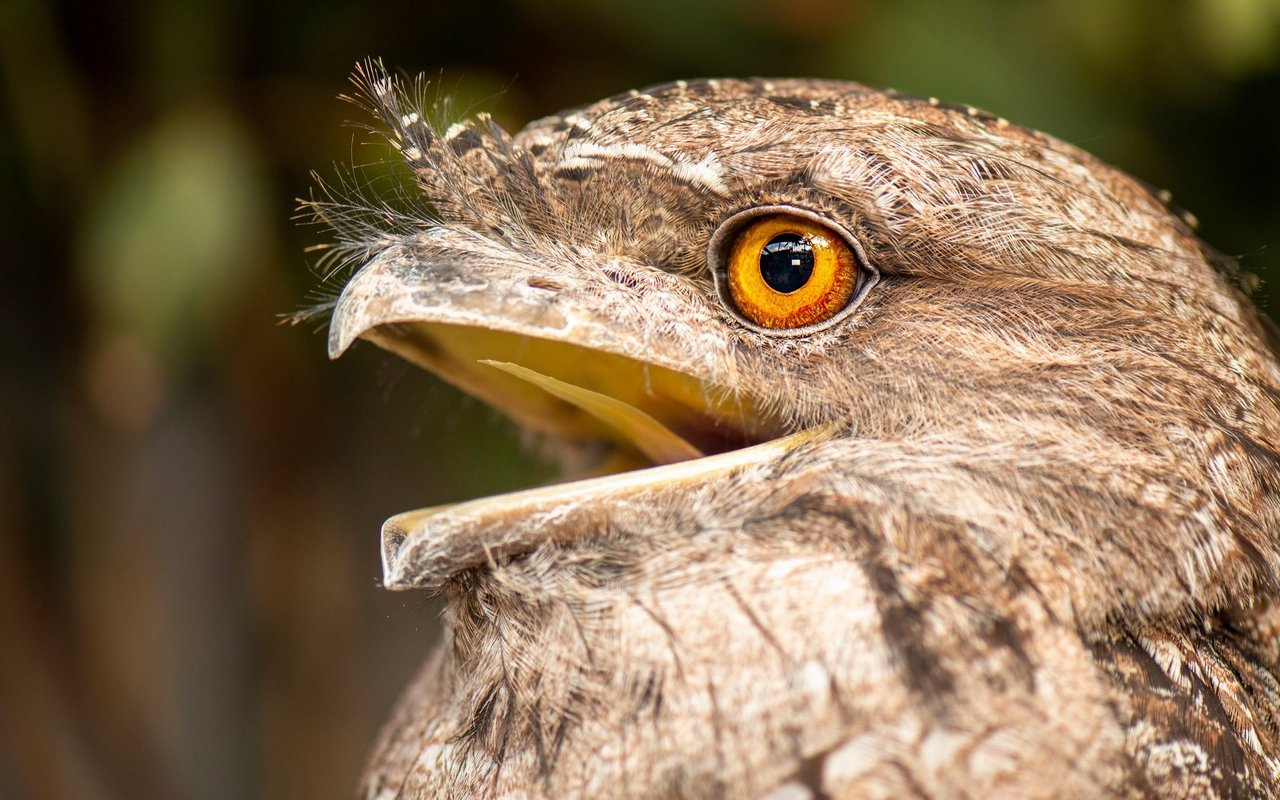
left=2, top=0, right=1278, bottom=798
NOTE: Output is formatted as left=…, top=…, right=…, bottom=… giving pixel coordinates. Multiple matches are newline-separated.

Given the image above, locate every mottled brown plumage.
left=313, top=64, right=1280, bottom=798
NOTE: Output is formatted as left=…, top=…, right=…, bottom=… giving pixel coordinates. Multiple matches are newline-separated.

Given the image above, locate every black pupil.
left=759, top=233, right=814, bottom=293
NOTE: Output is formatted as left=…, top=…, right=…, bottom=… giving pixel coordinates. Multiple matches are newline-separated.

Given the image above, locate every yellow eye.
left=725, top=214, right=860, bottom=330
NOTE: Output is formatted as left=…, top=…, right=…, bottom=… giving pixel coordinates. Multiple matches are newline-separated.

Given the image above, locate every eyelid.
left=707, top=205, right=880, bottom=337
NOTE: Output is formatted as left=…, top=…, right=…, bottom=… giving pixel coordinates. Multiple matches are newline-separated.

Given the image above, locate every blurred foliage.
left=1, top=0, right=1278, bottom=798
left=79, top=104, right=266, bottom=368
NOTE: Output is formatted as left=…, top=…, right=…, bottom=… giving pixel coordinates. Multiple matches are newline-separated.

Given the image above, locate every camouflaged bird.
left=312, top=62, right=1280, bottom=799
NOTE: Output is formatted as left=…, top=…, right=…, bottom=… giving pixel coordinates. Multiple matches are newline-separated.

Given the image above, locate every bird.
left=312, top=62, right=1280, bottom=799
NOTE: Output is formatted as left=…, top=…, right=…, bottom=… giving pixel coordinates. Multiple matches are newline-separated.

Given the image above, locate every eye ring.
left=707, top=206, right=878, bottom=336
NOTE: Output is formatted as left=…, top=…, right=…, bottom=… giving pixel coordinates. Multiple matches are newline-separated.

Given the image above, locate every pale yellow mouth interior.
left=479, top=360, right=704, bottom=464
left=358, top=321, right=821, bottom=589
left=369, top=321, right=780, bottom=470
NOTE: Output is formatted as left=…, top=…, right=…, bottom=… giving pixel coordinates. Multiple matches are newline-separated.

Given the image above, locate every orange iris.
left=726, top=214, right=859, bottom=329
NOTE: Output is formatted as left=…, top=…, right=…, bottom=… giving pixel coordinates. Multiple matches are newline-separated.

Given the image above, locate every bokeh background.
left=2, top=0, right=1279, bottom=797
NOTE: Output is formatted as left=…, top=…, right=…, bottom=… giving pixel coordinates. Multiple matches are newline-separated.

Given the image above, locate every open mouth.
left=329, top=247, right=827, bottom=590
left=375, top=321, right=771, bottom=468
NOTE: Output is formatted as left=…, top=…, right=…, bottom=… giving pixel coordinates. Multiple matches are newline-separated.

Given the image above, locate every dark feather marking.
left=1250, top=374, right=1280, bottom=421
left=554, top=166, right=593, bottom=182
left=782, top=495, right=1050, bottom=704
left=679, top=79, right=719, bottom=97
left=650, top=108, right=716, bottom=131
left=767, top=96, right=826, bottom=114
left=1205, top=421, right=1278, bottom=585
left=1081, top=228, right=1163, bottom=255
left=968, top=157, right=1017, bottom=182
left=629, top=593, right=687, bottom=678
left=864, top=557, right=958, bottom=699
left=1218, top=419, right=1280, bottom=473
left=1191, top=640, right=1256, bottom=784
left=788, top=748, right=836, bottom=800
left=562, top=598, right=597, bottom=667
left=704, top=677, right=729, bottom=800
left=550, top=710, right=572, bottom=774
left=629, top=672, right=664, bottom=720
left=525, top=276, right=564, bottom=292
left=454, top=680, right=501, bottom=747
left=529, top=697, right=553, bottom=780
left=722, top=579, right=788, bottom=661
left=1096, top=630, right=1261, bottom=799
left=446, top=127, right=484, bottom=156
left=766, top=495, right=958, bottom=700
left=988, top=616, right=1036, bottom=691
left=494, top=673, right=518, bottom=766
left=889, top=758, right=939, bottom=800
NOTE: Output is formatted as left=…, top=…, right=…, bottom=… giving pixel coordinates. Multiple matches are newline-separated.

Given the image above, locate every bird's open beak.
left=329, top=245, right=822, bottom=590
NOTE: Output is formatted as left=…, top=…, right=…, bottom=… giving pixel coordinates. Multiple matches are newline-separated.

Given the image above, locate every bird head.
left=318, top=65, right=1280, bottom=631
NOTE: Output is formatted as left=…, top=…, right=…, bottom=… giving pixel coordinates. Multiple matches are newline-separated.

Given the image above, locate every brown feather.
left=315, top=64, right=1280, bottom=798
